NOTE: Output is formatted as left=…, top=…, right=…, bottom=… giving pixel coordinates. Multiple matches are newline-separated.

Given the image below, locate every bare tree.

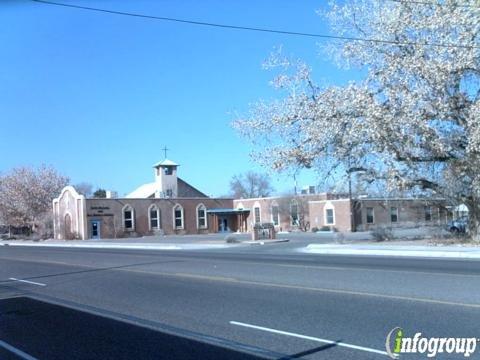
left=234, top=1, right=480, bottom=239
left=277, top=194, right=310, bottom=232
left=74, top=182, right=93, bottom=198
left=0, top=165, right=69, bottom=233
left=229, top=171, right=274, bottom=199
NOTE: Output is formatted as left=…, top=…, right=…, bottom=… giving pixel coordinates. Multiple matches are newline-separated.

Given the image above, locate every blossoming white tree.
left=0, top=165, right=69, bottom=235
left=234, top=0, right=480, bottom=238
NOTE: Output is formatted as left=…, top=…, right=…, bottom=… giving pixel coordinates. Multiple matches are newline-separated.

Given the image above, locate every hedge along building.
left=53, top=159, right=247, bottom=240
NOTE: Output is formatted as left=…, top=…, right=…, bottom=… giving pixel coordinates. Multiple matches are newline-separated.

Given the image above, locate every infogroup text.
left=386, top=327, right=478, bottom=358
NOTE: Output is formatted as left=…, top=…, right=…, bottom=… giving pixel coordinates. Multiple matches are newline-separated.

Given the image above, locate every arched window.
left=122, top=204, right=135, bottom=230
left=196, top=204, right=207, bottom=229
left=290, top=199, right=299, bottom=226
left=173, top=204, right=184, bottom=229
left=148, top=204, right=161, bottom=230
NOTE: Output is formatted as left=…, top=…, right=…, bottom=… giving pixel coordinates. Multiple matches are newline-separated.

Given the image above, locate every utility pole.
left=293, top=172, right=298, bottom=195
left=347, top=158, right=355, bottom=232
left=348, top=170, right=354, bottom=232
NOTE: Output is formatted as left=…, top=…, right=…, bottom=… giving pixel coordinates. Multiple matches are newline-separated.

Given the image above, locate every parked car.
left=447, top=217, right=469, bottom=233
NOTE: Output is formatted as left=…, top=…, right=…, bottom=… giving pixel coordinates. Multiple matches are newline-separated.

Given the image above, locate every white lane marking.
left=0, top=340, right=39, bottom=360
left=8, top=278, right=46, bottom=286
left=230, top=321, right=388, bottom=356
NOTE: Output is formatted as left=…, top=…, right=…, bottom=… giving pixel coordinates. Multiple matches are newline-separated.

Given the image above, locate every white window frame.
left=122, top=204, right=135, bottom=230
left=325, top=207, right=335, bottom=225
left=253, top=201, right=261, bottom=224
left=196, top=203, right=208, bottom=229
left=148, top=204, right=161, bottom=230
left=173, top=204, right=184, bottom=230
left=366, top=207, right=375, bottom=224
left=254, top=207, right=261, bottom=224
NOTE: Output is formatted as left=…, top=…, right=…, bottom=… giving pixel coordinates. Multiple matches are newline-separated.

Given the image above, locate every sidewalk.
left=0, top=239, right=237, bottom=251
left=0, top=238, right=288, bottom=251
left=302, top=243, right=480, bottom=259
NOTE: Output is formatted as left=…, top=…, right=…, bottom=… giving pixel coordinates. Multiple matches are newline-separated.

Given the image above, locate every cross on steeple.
left=162, top=146, right=169, bottom=159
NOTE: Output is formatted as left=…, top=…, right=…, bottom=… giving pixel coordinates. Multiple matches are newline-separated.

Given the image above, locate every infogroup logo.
left=385, top=327, right=478, bottom=358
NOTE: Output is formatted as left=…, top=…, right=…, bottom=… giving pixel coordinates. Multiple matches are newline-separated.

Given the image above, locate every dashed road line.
left=229, top=321, right=388, bottom=356
left=8, top=278, right=46, bottom=286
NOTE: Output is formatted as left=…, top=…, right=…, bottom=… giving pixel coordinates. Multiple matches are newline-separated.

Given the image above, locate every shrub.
left=36, top=212, right=54, bottom=240
left=319, top=226, right=331, bottom=232
left=225, top=234, right=240, bottom=243
left=311, top=227, right=319, bottom=232
left=370, top=227, right=394, bottom=242
left=335, top=232, right=346, bottom=244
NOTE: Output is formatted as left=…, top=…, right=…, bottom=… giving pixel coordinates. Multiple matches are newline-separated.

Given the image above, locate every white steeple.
left=153, top=159, right=179, bottom=198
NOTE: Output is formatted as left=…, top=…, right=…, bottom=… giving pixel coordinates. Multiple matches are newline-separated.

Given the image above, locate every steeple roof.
left=152, top=159, right=179, bottom=167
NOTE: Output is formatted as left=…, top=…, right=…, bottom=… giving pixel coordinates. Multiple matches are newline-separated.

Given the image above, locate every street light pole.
left=348, top=169, right=355, bottom=232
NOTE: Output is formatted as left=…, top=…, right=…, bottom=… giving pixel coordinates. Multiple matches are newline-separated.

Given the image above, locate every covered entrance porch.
left=207, top=208, right=250, bottom=233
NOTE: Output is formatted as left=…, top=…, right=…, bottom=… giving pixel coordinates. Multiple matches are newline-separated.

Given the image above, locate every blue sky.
left=0, top=0, right=357, bottom=197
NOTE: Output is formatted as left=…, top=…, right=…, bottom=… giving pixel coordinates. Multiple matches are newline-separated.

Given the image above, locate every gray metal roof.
left=152, top=159, right=179, bottom=167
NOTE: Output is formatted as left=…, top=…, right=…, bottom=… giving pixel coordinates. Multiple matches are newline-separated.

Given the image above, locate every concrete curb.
left=302, top=244, right=480, bottom=259
left=0, top=242, right=239, bottom=251
left=244, top=239, right=290, bottom=245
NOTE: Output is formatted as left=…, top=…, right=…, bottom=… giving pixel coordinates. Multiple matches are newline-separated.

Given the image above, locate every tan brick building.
left=234, top=195, right=450, bottom=233
left=53, top=159, right=451, bottom=239
left=53, top=159, right=243, bottom=240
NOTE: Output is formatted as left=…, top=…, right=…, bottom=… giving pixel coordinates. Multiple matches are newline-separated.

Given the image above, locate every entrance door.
left=217, top=217, right=229, bottom=232
left=91, top=220, right=101, bottom=239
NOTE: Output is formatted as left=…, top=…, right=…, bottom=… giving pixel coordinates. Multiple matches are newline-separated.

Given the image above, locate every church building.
left=53, top=158, right=451, bottom=240
left=52, top=159, right=249, bottom=240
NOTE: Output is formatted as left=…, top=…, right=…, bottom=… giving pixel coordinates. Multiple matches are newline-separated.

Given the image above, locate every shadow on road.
left=0, top=259, right=185, bottom=285
left=0, top=296, right=271, bottom=360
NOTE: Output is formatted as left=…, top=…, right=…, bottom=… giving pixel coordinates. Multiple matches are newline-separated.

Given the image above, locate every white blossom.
left=0, top=165, right=69, bottom=229
left=234, top=0, right=480, bottom=235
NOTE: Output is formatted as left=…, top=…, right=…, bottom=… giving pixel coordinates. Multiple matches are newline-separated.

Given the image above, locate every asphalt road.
left=1, top=245, right=480, bottom=359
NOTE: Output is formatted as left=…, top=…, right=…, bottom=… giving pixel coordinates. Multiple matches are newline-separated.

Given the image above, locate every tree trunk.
left=467, top=201, right=480, bottom=242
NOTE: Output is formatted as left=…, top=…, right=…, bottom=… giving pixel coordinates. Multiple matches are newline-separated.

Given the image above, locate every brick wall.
left=233, top=193, right=338, bottom=232
left=353, top=199, right=448, bottom=231
left=308, top=199, right=352, bottom=232
left=84, top=197, right=233, bottom=238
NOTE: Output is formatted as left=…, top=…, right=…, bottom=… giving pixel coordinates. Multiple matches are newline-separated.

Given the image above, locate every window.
left=390, top=207, right=398, bottom=223
left=290, top=200, right=299, bottom=226
left=149, top=205, right=160, bottom=230
left=164, top=167, right=173, bottom=175
left=425, top=206, right=432, bottom=221
left=197, top=204, right=207, bottom=229
left=271, top=205, right=279, bottom=226
left=366, top=207, right=374, bottom=224
left=325, top=208, right=335, bottom=225
left=123, top=205, right=134, bottom=230
left=254, top=207, right=260, bottom=224
left=174, top=204, right=184, bottom=229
